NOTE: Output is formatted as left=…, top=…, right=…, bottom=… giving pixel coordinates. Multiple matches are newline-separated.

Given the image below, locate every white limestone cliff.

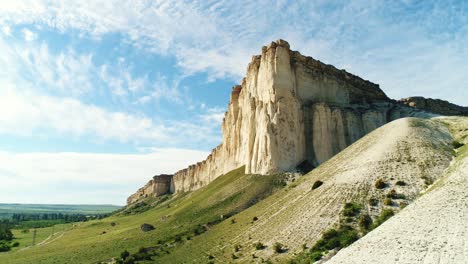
left=128, top=40, right=424, bottom=204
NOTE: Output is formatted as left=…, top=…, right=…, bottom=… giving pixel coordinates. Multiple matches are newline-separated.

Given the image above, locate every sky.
left=0, top=0, right=466, bottom=205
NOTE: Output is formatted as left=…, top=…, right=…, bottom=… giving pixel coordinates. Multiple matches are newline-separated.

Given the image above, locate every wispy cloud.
left=0, top=86, right=222, bottom=147
left=0, top=148, right=209, bottom=204
left=1, top=1, right=466, bottom=104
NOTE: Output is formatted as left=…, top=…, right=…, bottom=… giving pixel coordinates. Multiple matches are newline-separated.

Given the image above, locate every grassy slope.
left=157, top=117, right=455, bottom=263
left=0, top=117, right=461, bottom=264
left=0, top=166, right=286, bottom=264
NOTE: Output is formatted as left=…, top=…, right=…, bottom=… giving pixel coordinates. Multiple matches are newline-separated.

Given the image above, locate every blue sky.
left=0, top=0, right=466, bottom=205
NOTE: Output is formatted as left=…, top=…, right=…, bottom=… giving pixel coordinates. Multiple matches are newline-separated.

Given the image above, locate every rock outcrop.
left=127, top=40, right=450, bottom=204
left=399, top=96, right=468, bottom=116
left=127, top=174, right=173, bottom=204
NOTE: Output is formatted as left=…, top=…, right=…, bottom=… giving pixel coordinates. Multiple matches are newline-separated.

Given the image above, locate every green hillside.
left=0, top=117, right=465, bottom=264
left=0, top=166, right=287, bottom=263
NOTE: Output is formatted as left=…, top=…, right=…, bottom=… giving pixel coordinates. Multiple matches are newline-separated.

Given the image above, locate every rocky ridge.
left=399, top=96, right=468, bottom=116
left=127, top=40, right=457, bottom=204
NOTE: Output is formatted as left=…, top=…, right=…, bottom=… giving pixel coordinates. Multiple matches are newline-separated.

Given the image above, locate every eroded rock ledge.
left=127, top=39, right=437, bottom=204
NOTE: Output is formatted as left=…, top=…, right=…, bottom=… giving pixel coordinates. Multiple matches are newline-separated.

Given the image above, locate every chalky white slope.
left=327, top=117, right=468, bottom=264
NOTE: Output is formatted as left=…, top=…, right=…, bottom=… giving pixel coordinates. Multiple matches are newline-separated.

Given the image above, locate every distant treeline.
left=11, top=213, right=107, bottom=222
left=8, top=212, right=110, bottom=229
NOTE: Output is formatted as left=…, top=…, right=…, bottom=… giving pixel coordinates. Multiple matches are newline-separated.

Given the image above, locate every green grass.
left=0, top=166, right=287, bottom=263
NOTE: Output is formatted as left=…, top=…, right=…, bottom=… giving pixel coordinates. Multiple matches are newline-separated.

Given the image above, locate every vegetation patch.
left=253, top=242, right=266, bottom=250
left=273, top=242, right=286, bottom=253
left=311, top=180, right=324, bottom=190
left=395, top=180, right=406, bottom=186
left=372, top=209, right=394, bottom=229
left=452, top=140, right=464, bottom=149
left=342, top=202, right=362, bottom=217
left=374, top=179, right=387, bottom=189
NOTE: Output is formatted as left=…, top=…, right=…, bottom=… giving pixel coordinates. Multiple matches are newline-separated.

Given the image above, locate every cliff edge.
left=127, top=40, right=447, bottom=204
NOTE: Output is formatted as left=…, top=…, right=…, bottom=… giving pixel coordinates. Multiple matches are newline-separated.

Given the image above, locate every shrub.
left=273, top=242, right=285, bottom=253
left=399, top=201, right=409, bottom=209
left=174, top=234, right=183, bottom=242
left=395, top=180, right=406, bottom=186
left=312, top=180, right=324, bottom=190
left=369, top=198, right=379, bottom=206
left=386, top=189, right=405, bottom=199
left=309, top=251, right=323, bottom=261
left=0, top=242, right=10, bottom=252
left=358, top=214, right=373, bottom=231
left=12, top=241, right=20, bottom=247
left=452, top=140, right=464, bottom=149
left=342, top=202, right=362, bottom=217
left=231, top=218, right=236, bottom=224
left=120, top=250, right=130, bottom=260
left=373, top=209, right=394, bottom=229
left=231, top=253, right=238, bottom=259
left=252, top=216, right=258, bottom=221
left=234, top=244, right=241, bottom=252
left=375, top=179, right=387, bottom=189
left=123, top=256, right=135, bottom=264
left=302, top=243, right=307, bottom=250
left=253, top=242, right=265, bottom=250
left=383, top=198, right=393, bottom=206
left=208, top=255, right=215, bottom=259
left=421, top=176, right=433, bottom=185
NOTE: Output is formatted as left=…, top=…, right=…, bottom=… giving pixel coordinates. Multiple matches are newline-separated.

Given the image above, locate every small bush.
left=123, top=256, right=135, bottom=264
left=342, top=202, right=362, bottom=217
left=234, top=244, right=241, bottom=252
left=231, top=218, right=236, bottom=224
left=421, top=176, right=433, bottom=185
left=375, top=179, right=387, bottom=189
left=369, top=198, right=379, bottom=206
left=273, top=242, right=285, bottom=253
left=312, top=180, right=324, bottom=190
left=386, top=189, right=405, bottom=199
left=399, top=201, right=409, bottom=209
left=231, top=253, right=238, bottom=259
left=302, top=243, right=307, bottom=250
left=208, top=255, right=215, bottom=259
left=395, top=180, right=406, bottom=186
left=0, top=242, right=11, bottom=252
left=452, top=140, right=464, bottom=149
left=309, top=251, right=323, bottom=261
left=384, top=198, right=393, bottom=206
left=253, top=242, right=265, bottom=250
left=12, top=241, right=20, bottom=247
left=373, top=209, right=394, bottom=229
left=252, top=216, right=258, bottom=221
left=120, top=250, right=130, bottom=260
left=358, top=214, right=373, bottom=231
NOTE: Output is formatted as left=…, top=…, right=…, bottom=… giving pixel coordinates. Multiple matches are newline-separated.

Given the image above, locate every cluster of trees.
left=0, top=220, right=14, bottom=252
left=11, top=213, right=105, bottom=222
left=0, top=221, right=13, bottom=241
left=10, top=213, right=110, bottom=229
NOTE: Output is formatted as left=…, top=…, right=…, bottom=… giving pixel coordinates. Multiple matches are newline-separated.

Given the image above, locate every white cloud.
left=0, top=85, right=222, bottom=147
left=0, top=148, right=209, bottom=204
left=0, top=87, right=166, bottom=142
left=1, top=1, right=466, bottom=105
left=21, top=28, right=36, bottom=41
left=136, top=73, right=183, bottom=105
left=1, top=25, right=10, bottom=35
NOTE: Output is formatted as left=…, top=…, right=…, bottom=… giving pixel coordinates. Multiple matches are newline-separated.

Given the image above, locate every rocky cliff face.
left=127, top=174, right=172, bottom=204
left=127, top=40, right=436, bottom=204
left=399, top=96, right=468, bottom=116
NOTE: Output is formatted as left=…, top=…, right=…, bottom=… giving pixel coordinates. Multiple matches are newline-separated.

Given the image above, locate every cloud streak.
left=0, top=148, right=209, bottom=204
left=2, top=0, right=466, bottom=104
